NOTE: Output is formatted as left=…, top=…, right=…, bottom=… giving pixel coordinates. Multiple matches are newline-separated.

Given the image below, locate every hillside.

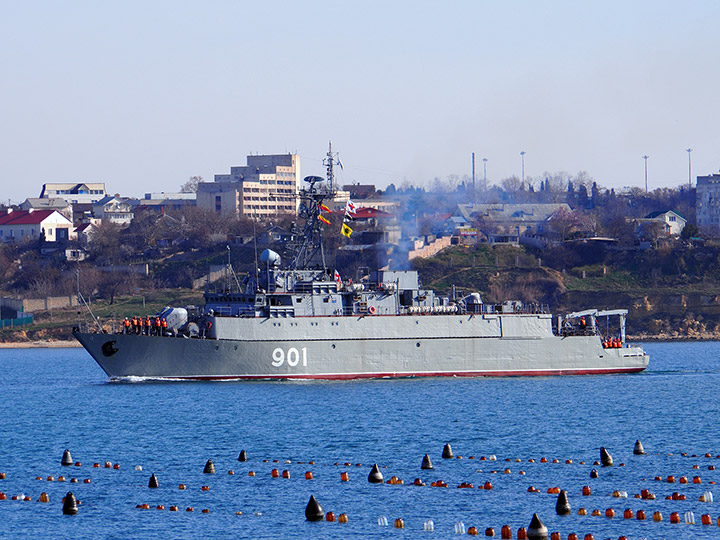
left=412, top=243, right=720, bottom=340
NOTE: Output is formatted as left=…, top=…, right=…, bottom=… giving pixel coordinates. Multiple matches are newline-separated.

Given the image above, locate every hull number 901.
left=272, top=347, right=308, bottom=367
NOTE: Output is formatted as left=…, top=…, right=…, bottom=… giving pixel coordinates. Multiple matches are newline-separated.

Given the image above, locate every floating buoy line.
left=1, top=441, right=720, bottom=536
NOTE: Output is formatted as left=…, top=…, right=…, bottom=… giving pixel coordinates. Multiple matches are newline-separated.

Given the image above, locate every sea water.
left=0, top=342, right=719, bottom=539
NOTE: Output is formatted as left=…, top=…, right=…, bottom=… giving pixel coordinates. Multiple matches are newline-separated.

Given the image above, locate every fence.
left=0, top=315, right=34, bottom=329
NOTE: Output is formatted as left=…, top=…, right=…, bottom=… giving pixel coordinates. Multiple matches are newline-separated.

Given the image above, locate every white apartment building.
left=198, top=154, right=300, bottom=218
left=39, top=183, right=107, bottom=204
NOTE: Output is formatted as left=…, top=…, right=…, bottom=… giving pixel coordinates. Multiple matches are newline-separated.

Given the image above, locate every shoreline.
left=0, top=340, right=82, bottom=349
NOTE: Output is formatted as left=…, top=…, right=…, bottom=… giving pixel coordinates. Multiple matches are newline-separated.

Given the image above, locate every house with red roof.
left=0, top=209, right=73, bottom=244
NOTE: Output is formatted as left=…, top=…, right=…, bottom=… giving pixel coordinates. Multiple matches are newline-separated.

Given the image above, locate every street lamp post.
left=686, top=148, right=693, bottom=188
left=642, top=155, right=649, bottom=193
left=482, top=158, right=488, bottom=191
left=520, top=151, right=526, bottom=184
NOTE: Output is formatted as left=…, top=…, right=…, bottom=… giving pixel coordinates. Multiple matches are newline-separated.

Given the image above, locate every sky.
left=2, top=0, right=720, bottom=204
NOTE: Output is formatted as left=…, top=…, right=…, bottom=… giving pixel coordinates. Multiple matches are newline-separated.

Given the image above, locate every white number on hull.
left=271, top=347, right=307, bottom=368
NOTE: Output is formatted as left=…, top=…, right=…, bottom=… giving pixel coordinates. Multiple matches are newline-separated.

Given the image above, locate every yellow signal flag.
left=318, top=214, right=331, bottom=225
left=341, top=223, right=353, bottom=238
left=320, top=204, right=331, bottom=213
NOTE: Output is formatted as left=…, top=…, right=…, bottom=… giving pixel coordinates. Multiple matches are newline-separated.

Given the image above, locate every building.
left=20, top=197, right=73, bottom=222
left=39, top=183, right=107, bottom=204
left=696, top=173, right=720, bottom=230
left=456, top=203, right=571, bottom=236
left=198, top=154, right=300, bottom=217
left=0, top=209, right=73, bottom=244
left=639, top=210, right=687, bottom=236
left=92, top=196, right=134, bottom=225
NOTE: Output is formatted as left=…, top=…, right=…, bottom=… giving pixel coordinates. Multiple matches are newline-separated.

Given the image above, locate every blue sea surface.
left=0, top=342, right=719, bottom=539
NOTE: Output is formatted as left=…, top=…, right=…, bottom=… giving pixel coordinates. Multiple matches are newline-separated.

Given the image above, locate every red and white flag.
left=334, top=270, right=342, bottom=285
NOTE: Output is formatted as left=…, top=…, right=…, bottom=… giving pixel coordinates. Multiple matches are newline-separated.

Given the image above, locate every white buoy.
left=378, top=516, right=388, bottom=526
left=454, top=522, right=465, bottom=534
left=424, top=519, right=434, bottom=531
left=685, top=511, right=695, bottom=524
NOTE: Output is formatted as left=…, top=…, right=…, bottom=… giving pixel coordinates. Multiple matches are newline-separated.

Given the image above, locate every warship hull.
left=73, top=313, right=649, bottom=380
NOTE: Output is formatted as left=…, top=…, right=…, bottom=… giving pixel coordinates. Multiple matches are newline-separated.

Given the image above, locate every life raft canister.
left=368, top=306, right=376, bottom=315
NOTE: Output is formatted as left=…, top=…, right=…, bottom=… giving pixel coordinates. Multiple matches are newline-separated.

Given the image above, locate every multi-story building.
left=696, top=173, right=720, bottom=230
left=197, top=154, right=300, bottom=217
left=39, top=183, right=107, bottom=204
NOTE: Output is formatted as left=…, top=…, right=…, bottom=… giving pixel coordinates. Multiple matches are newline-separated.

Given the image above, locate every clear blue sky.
left=2, top=0, right=719, bottom=203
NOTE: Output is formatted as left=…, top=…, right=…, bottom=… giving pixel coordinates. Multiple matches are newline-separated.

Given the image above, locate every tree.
left=181, top=176, right=202, bottom=193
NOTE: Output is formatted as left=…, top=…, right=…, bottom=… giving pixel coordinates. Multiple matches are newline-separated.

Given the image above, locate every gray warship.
left=73, top=153, right=649, bottom=380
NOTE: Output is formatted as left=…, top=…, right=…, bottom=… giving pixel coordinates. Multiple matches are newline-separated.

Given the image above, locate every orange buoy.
left=156, top=505, right=165, bottom=510
left=567, top=534, right=578, bottom=540
left=394, top=518, right=404, bottom=528
left=623, top=508, right=633, bottom=519
left=57, top=476, right=65, bottom=482
left=201, top=509, right=209, bottom=514
left=670, top=512, right=680, bottom=523
left=605, top=508, right=615, bottom=518
left=227, top=470, right=234, bottom=475
left=186, top=507, right=194, bottom=512
left=104, top=462, right=112, bottom=468
left=93, top=463, right=100, bottom=468
left=338, top=513, right=348, bottom=523
left=652, top=511, right=662, bottom=522
left=550, top=533, right=560, bottom=540
left=578, top=508, right=587, bottom=515
left=340, top=472, right=349, bottom=482
left=39, top=492, right=49, bottom=503
left=271, top=469, right=279, bottom=478
left=552, top=459, right=559, bottom=464
left=484, top=527, right=495, bottom=536
left=679, top=476, right=688, bottom=484
left=540, top=457, right=548, bottom=463
left=583, top=535, right=594, bottom=540
left=282, top=470, right=290, bottom=479
left=305, top=471, right=313, bottom=480
left=591, top=509, right=601, bottom=516
left=113, top=463, right=120, bottom=470
left=47, top=476, right=54, bottom=482
left=517, top=527, right=527, bottom=539
left=325, top=511, right=335, bottom=522
left=693, top=476, right=702, bottom=483
left=701, top=513, right=712, bottom=525
left=467, top=526, right=478, bottom=535
left=179, top=484, right=187, bottom=489
left=248, top=471, right=255, bottom=476
left=169, top=505, right=178, bottom=511
left=582, top=485, right=591, bottom=496
left=201, top=485, right=209, bottom=491
left=667, top=475, right=675, bottom=483
left=74, top=462, right=81, bottom=467
left=83, top=479, right=91, bottom=484
left=500, top=524, right=512, bottom=539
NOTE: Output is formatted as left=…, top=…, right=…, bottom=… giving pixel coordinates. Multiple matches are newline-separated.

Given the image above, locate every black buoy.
left=62, top=491, right=78, bottom=515
left=61, top=449, right=73, bottom=467
left=368, top=464, right=384, bottom=483
left=442, top=443, right=454, bottom=459
left=590, top=468, right=598, bottom=479
left=634, top=440, right=645, bottom=455
left=555, top=490, right=571, bottom=515
left=305, top=495, right=324, bottom=521
left=526, top=513, right=548, bottom=539
left=421, top=454, right=433, bottom=470
left=148, top=474, right=159, bottom=488
left=600, top=447, right=613, bottom=467
left=238, top=450, right=248, bottom=462
left=203, top=459, right=215, bottom=474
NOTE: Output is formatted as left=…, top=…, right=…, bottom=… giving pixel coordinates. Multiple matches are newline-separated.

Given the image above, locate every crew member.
left=161, top=318, right=167, bottom=336
left=123, top=317, right=130, bottom=334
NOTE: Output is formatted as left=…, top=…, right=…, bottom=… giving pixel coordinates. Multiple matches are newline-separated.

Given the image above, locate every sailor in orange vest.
left=132, top=316, right=139, bottom=334
left=154, top=316, right=161, bottom=336
left=145, top=316, right=151, bottom=335
left=123, top=317, right=130, bottom=334
left=161, top=318, right=167, bottom=336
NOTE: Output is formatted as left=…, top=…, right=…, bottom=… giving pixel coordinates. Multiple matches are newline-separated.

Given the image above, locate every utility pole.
left=642, top=155, right=649, bottom=193
left=482, top=158, right=488, bottom=192
left=686, top=148, right=693, bottom=188
left=471, top=152, right=476, bottom=205
left=520, top=151, right=526, bottom=184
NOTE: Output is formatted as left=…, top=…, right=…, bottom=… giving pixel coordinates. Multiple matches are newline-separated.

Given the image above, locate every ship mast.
left=289, top=142, right=338, bottom=270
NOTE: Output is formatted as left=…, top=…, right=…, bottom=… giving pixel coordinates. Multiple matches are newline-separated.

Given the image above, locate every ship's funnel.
left=260, top=249, right=281, bottom=267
